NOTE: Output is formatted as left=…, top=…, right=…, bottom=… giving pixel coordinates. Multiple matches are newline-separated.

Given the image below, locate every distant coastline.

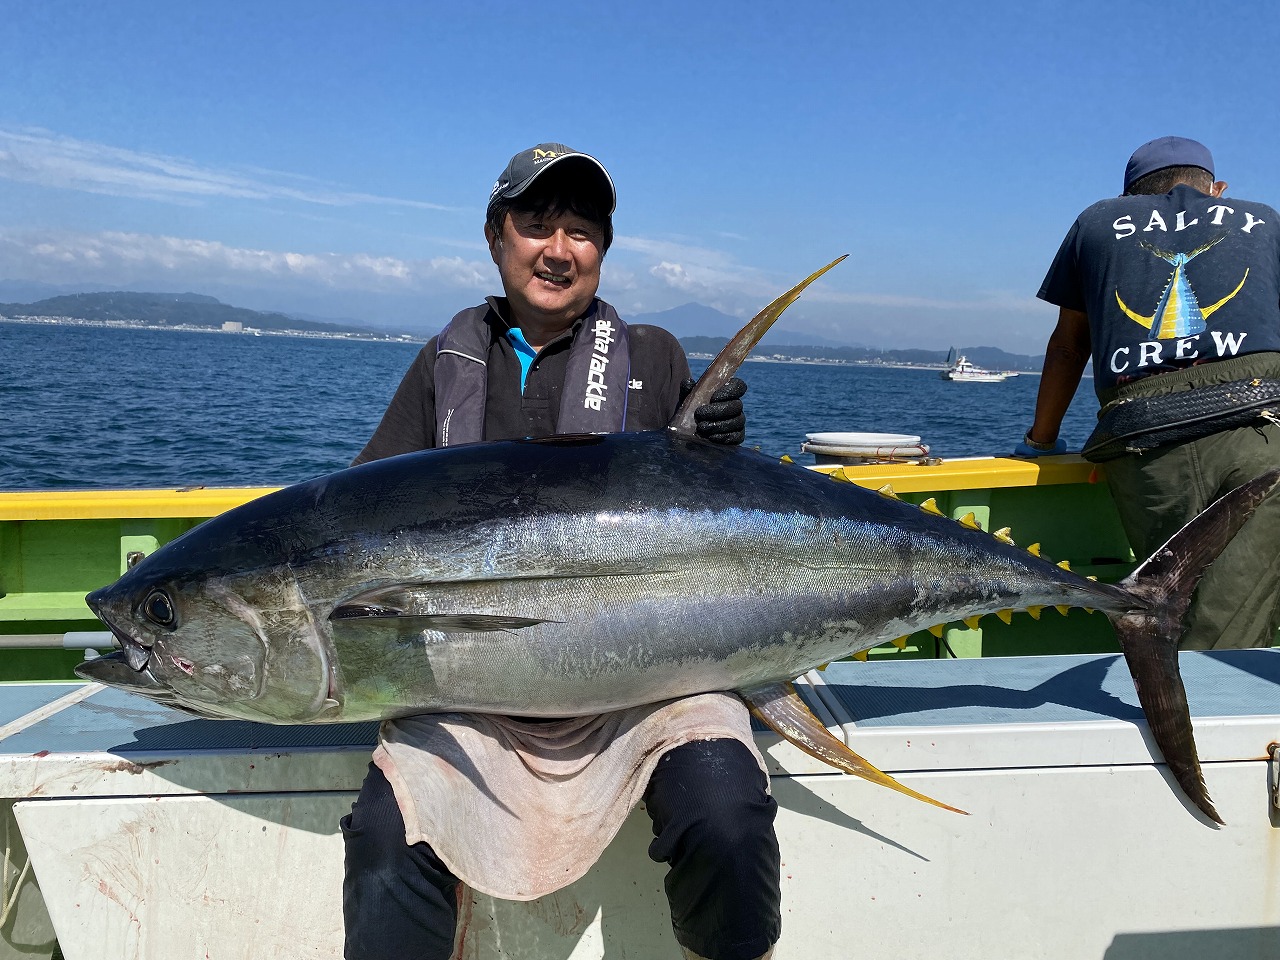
left=0, top=290, right=1051, bottom=371
left=2, top=315, right=1057, bottom=373
left=687, top=352, right=1046, bottom=375
left=0, top=314, right=422, bottom=345
left=688, top=352, right=958, bottom=372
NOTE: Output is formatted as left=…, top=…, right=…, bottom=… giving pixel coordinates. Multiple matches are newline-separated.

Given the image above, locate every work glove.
left=1013, top=433, right=1067, bottom=458
left=680, top=377, right=747, bottom=446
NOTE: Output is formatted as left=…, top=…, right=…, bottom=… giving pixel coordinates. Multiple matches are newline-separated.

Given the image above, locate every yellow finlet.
left=995, top=609, right=1013, bottom=625
left=780, top=454, right=795, bottom=464
left=957, top=512, right=982, bottom=530
left=962, top=615, right=981, bottom=630
left=829, top=468, right=854, bottom=484
left=920, top=498, right=944, bottom=516
left=927, top=623, right=945, bottom=638
left=892, top=636, right=909, bottom=649
left=1054, top=605, right=1070, bottom=616
left=1086, top=575, right=1098, bottom=582
left=877, top=484, right=899, bottom=499
left=1027, top=543, right=1042, bottom=557
left=1026, top=605, right=1043, bottom=620
left=993, top=527, right=1015, bottom=545
left=1056, top=559, right=1072, bottom=571
left=853, top=650, right=869, bottom=662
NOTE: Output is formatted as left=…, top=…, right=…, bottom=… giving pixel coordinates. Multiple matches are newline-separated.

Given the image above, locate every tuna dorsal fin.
left=739, top=679, right=967, bottom=815
left=667, top=255, right=847, bottom=437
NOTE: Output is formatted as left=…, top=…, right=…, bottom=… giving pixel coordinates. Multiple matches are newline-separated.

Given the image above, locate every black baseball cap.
left=487, top=143, right=616, bottom=215
left=1123, top=136, right=1214, bottom=193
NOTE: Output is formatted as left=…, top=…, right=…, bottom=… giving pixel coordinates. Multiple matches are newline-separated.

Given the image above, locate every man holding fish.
left=341, top=144, right=779, bottom=960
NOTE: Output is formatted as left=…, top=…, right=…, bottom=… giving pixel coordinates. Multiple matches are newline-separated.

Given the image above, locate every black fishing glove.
left=679, top=377, right=748, bottom=446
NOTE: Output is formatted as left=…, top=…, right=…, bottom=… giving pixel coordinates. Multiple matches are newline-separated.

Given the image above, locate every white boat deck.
left=3, top=652, right=1280, bottom=960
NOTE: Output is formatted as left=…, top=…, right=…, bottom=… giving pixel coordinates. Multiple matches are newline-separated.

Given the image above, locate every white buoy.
left=800, top=431, right=931, bottom=464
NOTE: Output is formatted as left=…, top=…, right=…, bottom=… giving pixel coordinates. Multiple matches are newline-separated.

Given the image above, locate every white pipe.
left=0, top=632, right=116, bottom=650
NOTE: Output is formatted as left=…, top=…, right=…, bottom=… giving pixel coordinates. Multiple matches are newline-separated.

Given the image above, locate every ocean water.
left=0, top=322, right=1100, bottom=491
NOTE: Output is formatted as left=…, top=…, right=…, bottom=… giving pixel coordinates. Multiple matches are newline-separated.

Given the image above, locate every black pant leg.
left=643, top=738, right=782, bottom=960
left=341, top=762, right=460, bottom=960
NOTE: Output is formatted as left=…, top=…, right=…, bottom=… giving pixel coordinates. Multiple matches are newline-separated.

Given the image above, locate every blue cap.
left=1123, top=136, right=1214, bottom=193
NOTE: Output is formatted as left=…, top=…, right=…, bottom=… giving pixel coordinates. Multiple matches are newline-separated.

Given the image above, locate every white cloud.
left=648, top=261, right=701, bottom=292
left=615, top=232, right=1041, bottom=317
left=0, top=127, right=453, bottom=211
left=628, top=244, right=1038, bottom=318
left=619, top=235, right=764, bottom=297
left=0, top=228, right=492, bottom=293
left=0, top=222, right=1046, bottom=348
left=614, top=235, right=739, bottom=269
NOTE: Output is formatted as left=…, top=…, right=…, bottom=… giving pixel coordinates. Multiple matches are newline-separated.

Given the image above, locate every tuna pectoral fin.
left=739, top=681, right=967, bottom=815
left=329, top=605, right=549, bottom=632
left=1112, top=467, right=1280, bottom=825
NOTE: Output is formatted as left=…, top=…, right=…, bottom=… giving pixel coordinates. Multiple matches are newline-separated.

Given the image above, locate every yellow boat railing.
left=0, top=455, right=1099, bottom=521
left=0, top=486, right=280, bottom=521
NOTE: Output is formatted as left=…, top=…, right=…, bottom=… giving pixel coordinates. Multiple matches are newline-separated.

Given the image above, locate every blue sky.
left=2, top=1, right=1277, bottom=352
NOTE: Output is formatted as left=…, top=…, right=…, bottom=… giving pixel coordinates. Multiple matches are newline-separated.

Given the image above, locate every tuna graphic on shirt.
left=1114, top=234, right=1248, bottom=338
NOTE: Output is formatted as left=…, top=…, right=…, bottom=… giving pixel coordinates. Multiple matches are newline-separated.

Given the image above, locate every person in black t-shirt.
left=1017, top=136, right=1280, bottom=650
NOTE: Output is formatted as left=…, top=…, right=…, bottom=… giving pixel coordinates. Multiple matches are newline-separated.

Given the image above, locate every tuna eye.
left=142, top=590, right=176, bottom=627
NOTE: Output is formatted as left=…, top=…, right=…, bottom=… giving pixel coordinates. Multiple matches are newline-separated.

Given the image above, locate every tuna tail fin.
left=740, top=680, right=968, bottom=815
left=667, top=255, right=847, bottom=438
left=1109, top=466, right=1280, bottom=825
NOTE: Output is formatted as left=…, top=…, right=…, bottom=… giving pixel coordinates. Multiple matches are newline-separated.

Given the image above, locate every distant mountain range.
left=0, top=288, right=1047, bottom=370
left=0, top=290, right=382, bottom=336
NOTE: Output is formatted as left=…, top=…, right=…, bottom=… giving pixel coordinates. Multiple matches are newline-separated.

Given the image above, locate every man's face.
left=485, top=207, right=604, bottom=338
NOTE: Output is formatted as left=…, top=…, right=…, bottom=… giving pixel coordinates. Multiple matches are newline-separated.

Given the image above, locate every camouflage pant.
left=1103, top=417, right=1280, bottom=650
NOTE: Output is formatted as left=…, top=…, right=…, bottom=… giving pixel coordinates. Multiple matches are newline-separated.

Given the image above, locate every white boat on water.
left=940, top=352, right=1010, bottom=382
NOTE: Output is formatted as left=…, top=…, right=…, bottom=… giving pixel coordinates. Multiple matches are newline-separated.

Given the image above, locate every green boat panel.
left=0, top=591, right=96, bottom=622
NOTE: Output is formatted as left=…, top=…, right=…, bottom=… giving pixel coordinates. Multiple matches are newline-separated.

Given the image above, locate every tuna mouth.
left=85, top=586, right=156, bottom=671
left=75, top=649, right=169, bottom=700
left=95, top=617, right=154, bottom=672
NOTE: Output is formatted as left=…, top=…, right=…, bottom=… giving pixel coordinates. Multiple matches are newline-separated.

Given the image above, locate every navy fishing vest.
left=433, top=298, right=631, bottom=446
